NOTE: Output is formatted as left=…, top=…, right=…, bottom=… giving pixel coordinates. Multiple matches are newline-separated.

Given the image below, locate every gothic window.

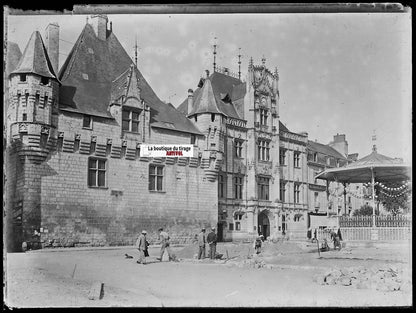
left=24, top=93, right=29, bottom=107
left=258, top=140, right=270, bottom=161
left=90, top=142, right=96, bottom=154
left=313, top=152, right=318, bottom=162
left=294, top=151, right=301, bottom=168
left=257, top=176, right=270, bottom=200
left=122, top=109, right=140, bottom=133
left=83, top=115, right=92, bottom=129
left=43, top=94, right=48, bottom=108
left=35, top=93, right=40, bottom=107
left=280, top=148, right=286, bottom=165
left=74, top=139, right=80, bottom=152
left=280, top=180, right=286, bottom=202
left=234, top=176, right=243, bottom=199
left=260, top=109, right=268, bottom=126
left=149, top=164, right=164, bottom=191
left=294, top=184, right=301, bottom=203
left=88, top=158, right=107, bottom=188
left=234, top=140, right=243, bottom=158
left=218, top=174, right=225, bottom=198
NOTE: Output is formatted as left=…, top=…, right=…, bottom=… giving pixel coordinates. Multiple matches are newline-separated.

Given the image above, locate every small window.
left=260, top=109, right=268, bottom=126
left=279, top=149, right=286, bottom=165
left=24, top=93, right=29, bottom=106
left=235, top=222, right=241, bottom=231
left=294, top=184, right=301, bottom=203
left=35, top=94, right=40, bottom=106
left=234, top=176, right=243, bottom=199
left=313, top=153, right=318, bottom=162
left=294, top=151, right=301, bottom=168
left=122, top=109, right=140, bottom=133
left=40, top=134, right=48, bottom=148
left=257, top=176, right=270, bottom=200
left=279, top=180, right=286, bottom=202
left=211, top=114, right=215, bottom=122
left=19, top=74, right=26, bottom=82
left=22, top=113, right=27, bottom=121
left=195, top=115, right=198, bottom=122
left=40, top=77, right=49, bottom=85
left=191, top=134, right=196, bottom=145
left=229, top=223, right=234, bottom=231
left=121, top=146, right=127, bottom=158
left=106, top=144, right=112, bottom=156
left=83, top=115, right=92, bottom=129
left=149, top=165, right=164, bottom=191
left=235, top=140, right=243, bottom=158
left=88, top=158, right=107, bottom=187
left=258, top=140, right=270, bottom=161
left=218, top=174, right=225, bottom=198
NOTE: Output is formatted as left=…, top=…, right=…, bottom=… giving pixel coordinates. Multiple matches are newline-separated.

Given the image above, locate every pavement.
left=4, top=240, right=412, bottom=307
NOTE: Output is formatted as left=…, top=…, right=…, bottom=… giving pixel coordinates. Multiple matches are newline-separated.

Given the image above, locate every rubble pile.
left=313, top=265, right=411, bottom=292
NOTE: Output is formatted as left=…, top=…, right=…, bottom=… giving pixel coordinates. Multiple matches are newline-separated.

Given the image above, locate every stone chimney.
left=44, top=22, right=59, bottom=75
left=91, top=14, right=108, bottom=41
left=329, top=133, right=348, bottom=157
left=187, top=89, right=194, bottom=115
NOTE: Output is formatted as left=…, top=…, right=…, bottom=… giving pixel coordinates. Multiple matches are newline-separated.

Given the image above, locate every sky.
left=5, top=11, right=412, bottom=163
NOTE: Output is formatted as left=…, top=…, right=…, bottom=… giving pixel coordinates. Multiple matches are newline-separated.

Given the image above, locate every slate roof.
left=279, top=121, right=290, bottom=133
left=307, top=140, right=347, bottom=160
left=11, top=31, right=58, bottom=80
left=177, top=71, right=243, bottom=120
left=58, top=23, right=201, bottom=135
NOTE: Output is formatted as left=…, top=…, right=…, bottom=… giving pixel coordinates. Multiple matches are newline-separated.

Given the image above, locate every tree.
left=352, top=204, right=379, bottom=216
left=376, top=184, right=411, bottom=216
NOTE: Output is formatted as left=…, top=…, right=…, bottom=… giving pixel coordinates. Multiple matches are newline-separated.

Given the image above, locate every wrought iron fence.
left=340, top=227, right=411, bottom=241
left=339, top=215, right=411, bottom=228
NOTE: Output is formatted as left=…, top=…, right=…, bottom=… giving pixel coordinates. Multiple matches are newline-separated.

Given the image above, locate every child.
left=254, top=236, right=263, bottom=254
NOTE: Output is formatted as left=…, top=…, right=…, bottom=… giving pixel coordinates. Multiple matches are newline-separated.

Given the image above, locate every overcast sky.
left=6, top=11, right=412, bottom=162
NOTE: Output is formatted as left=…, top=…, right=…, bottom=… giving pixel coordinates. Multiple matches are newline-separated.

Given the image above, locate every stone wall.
left=36, top=150, right=218, bottom=247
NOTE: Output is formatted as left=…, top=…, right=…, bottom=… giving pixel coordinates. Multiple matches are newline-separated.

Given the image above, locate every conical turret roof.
left=11, top=31, right=58, bottom=79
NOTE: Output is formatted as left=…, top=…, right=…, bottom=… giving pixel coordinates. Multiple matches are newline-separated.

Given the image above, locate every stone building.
left=5, top=16, right=219, bottom=251
left=5, top=15, right=364, bottom=250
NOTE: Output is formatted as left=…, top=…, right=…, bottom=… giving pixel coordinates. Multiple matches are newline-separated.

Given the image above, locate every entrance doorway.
left=257, top=211, right=270, bottom=239
left=217, top=222, right=223, bottom=242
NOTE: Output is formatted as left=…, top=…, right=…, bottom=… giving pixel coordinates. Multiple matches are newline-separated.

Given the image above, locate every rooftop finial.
left=238, top=48, right=242, bottom=80
left=372, top=129, right=377, bottom=153
left=134, top=35, right=138, bottom=65
left=213, top=37, right=218, bottom=72
left=86, top=16, right=89, bottom=24
left=249, top=56, right=253, bottom=69
left=261, top=55, right=266, bottom=66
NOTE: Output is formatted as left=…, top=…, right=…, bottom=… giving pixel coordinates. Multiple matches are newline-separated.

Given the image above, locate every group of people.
left=197, top=226, right=218, bottom=260
left=135, top=227, right=174, bottom=265
left=308, top=227, right=343, bottom=251
left=135, top=226, right=219, bottom=264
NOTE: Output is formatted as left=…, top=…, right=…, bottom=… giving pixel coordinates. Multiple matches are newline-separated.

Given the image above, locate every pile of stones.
left=313, top=265, right=411, bottom=292
left=226, top=257, right=271, bottom=269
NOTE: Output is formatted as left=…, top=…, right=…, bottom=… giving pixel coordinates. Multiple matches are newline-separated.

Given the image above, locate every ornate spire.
left=248, top=56, right=253, bottom=70
left=134, top=35, right=138, bottom=66
left=238, top=48, right=242, bottom=80
left=261, top=55, right=266, bottom=66
left=274, top=66, right=279, bottom=79
left=372, top=129, right=377, bottom=153
left=86, top=16, right=89, bottom=24
left=213, top=37, right=218, bottom=72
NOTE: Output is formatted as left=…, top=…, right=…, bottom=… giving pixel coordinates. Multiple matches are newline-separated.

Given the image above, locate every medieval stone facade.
left=5, top=15, right=364, bottom=251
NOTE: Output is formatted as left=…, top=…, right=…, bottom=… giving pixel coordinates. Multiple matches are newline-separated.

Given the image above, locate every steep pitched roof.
left=178, top=71, right=243, bottom=120
left=307, top=140, right=347, bottom=160
left=11, top=31, right=57, bottom=79
left=58, top=23, right=201, bottom=135
left=279, top=121, right=290, bottom=132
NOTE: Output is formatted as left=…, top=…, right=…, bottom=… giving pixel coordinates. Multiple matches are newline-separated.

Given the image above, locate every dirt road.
left=5, top=241, right=412, bottom=307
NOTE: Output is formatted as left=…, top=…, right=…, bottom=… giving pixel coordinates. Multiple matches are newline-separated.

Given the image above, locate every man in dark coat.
left=197, top=228, right=206, bottom=259
left=206, top=226, right=217, bottom=260
left=136, top=230, right=147, bottom=264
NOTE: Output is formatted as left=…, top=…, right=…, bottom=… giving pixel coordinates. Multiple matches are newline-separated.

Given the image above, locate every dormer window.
left=83, top=115, right=93, bottom=129
left=122, top=108, right=140, bottom=133
left=40, top=76, right=49, bottom=85
left=211, top=114, right=215, bottom=122
left=19, top=74, right=26, bottom=82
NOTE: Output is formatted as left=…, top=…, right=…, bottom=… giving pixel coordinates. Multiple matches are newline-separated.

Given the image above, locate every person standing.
left=206, top=226, right=217, bottom=260
left=197, top=228, right=206, bottom=259
left=156, top=228, right=173, bottom=261
left=136, top=230, right=147, bottom=265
